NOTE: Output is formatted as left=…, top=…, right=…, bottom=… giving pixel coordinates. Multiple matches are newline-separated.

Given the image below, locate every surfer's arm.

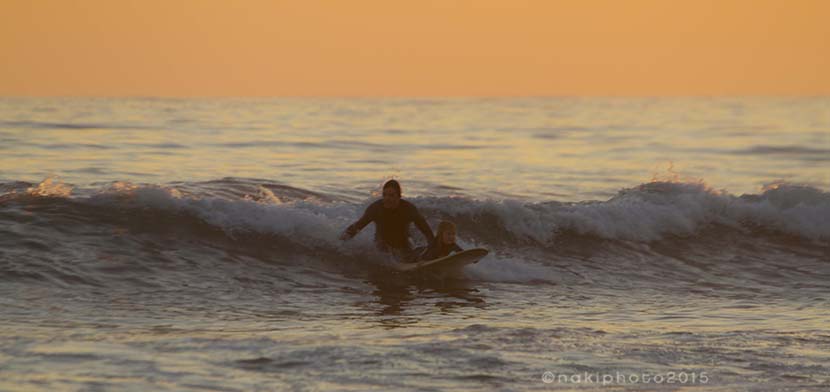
left=419, top=239, right=439, bottom=261
left=340, top=203, right=377, bottom=240
left=411, top=205, right=434, bottom=243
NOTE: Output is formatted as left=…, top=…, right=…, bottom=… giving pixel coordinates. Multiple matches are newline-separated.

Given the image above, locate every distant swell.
left=0, top=120, right=154, bottom=131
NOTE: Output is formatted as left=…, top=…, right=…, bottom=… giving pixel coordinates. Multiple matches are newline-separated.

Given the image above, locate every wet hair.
left=383, top=179, right=401, bottom=196
left=436, top=221, right=456, bottom=240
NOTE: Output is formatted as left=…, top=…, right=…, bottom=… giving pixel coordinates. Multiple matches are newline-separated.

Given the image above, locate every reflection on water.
left=365, top=269, right=487, bottom=325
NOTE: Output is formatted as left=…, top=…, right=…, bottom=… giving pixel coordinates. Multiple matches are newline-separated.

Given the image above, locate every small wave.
left=132, top=143, right=188, bottom=149
left=465, top=255, right=558, bottom=284
left=210, top=140, right=491, bottom=151
left=1, top=121, right=108, bottom=130
left=40, top=143, right=116, bottom=150
left=734, top=145, right=830, bottom=160
left=0, top=120, right=154, bottom=131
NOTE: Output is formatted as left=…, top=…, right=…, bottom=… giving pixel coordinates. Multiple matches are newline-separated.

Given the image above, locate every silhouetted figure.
left=340, top=180, right=434, bottom=260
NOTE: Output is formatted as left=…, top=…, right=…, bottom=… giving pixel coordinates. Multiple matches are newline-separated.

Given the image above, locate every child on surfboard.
left=419, top=220, right=463, bottom=261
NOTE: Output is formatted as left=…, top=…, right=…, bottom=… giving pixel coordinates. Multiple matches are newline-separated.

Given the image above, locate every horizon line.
left=2, top=94, right=829, bottom=100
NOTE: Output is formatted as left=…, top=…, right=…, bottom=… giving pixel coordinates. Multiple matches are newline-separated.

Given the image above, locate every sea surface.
left=1, top=97, right=829, bottom=391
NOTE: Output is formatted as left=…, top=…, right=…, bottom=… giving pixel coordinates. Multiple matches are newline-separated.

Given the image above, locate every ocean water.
left=1, top=97, right=828, bottom=391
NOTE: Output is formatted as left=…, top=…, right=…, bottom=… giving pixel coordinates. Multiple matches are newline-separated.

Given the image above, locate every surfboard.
left=394, top=248, right=489, bottom=273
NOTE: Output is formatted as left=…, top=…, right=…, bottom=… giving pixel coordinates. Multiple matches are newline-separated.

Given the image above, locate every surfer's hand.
left=340, top=226, right=356, bottom=240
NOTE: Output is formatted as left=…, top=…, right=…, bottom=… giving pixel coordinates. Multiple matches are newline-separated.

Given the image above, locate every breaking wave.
left=1, top=177, right=827, bottom=289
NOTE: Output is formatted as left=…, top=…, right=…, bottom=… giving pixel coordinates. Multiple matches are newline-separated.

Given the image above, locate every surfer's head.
left=382, top=179, right=401, bottom=208
left=436, top=220, right=456, bottom=245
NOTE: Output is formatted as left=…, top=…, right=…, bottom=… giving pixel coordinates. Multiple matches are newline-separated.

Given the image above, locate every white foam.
left=465, top=253, right=557, bottom=283
left=27, top=177, right=73, bottom=197
left=74, top=180, right=830, bottom=249
left=414, top=182, right=830, bottom=242
left=89, top=183, right=372, bottom=251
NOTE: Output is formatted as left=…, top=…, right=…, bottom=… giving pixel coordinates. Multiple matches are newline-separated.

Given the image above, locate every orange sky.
left=1, top=0, right=828, bottom=96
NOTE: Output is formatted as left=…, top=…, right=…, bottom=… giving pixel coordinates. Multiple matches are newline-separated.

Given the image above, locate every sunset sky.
left=2, top=0, right=828, bottom=97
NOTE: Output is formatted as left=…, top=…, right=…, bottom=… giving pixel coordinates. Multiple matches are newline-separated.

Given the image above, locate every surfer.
left=419, top=221, right=463, bottom=261
left=340, top=180, right=434, bottom=260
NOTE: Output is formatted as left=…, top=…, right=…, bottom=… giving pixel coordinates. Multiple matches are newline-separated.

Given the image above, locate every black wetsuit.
left=348, top=199, right=434, bottom=251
